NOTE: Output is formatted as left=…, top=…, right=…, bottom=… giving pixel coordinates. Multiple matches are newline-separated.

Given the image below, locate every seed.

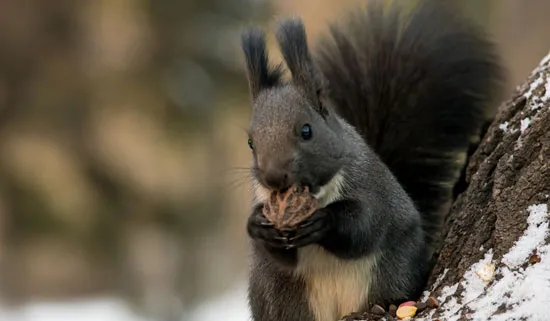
left=389, top=304, right=398, bottom=317
left=529, top=253, right=541, bottom=264
left=370, top=304, right=385, bottom=315
left=427, top=296, right=440, bottom=309
left=396, top=306, right=417, bottom=319
left=416, top=301, right=428, bottom=312
left=398, top=301, right=416, bottom=308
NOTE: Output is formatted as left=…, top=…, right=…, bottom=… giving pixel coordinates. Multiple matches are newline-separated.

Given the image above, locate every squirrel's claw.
left=298, top=220, right=314, bottom=228
left=288, top=210, right=330, bottom=247
left=274, top=236, right=289, bottom=242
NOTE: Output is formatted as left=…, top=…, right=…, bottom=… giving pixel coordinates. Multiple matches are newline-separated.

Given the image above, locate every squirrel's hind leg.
left=248, top=259, right=314, bottom=321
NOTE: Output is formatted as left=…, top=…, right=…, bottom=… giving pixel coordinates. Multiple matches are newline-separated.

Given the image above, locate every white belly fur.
left=296, top=245, right=377, bottom=321
left=254, top=170, right=375, bottom=321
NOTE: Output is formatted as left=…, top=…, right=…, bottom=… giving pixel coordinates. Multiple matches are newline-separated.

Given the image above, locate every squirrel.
left=240, top=0, right=504, bottom=320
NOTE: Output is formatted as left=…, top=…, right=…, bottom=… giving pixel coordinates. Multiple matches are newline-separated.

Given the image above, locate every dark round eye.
left=248, top=138, right=254, bottom=150
left=301, top=124, right=312, bottom=140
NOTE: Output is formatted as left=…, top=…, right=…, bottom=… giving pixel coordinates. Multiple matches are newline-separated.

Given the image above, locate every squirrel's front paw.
left=288, top=209, right=331, bottom=248
left=247, top=206, right=292, bottom=250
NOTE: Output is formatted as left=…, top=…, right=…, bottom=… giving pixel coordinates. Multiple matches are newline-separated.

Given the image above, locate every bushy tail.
left=314, top=0, right=505, bottom=247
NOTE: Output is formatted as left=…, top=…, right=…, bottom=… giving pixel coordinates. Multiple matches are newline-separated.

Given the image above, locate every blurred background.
left=0, top=0, right=549, bottom=320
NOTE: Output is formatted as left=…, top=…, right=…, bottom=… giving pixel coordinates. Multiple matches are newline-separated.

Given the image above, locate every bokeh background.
left=0, top=0, right=549, bottom=320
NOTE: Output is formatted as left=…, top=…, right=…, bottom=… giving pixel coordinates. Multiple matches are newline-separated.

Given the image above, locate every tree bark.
left=422, top=49, right=550, bottom=320
left=345, top=51, right=550, bottom=320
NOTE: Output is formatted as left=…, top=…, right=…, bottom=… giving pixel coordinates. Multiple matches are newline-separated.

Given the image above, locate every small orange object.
left=398, top=301, right=416, bottom=308
left=426, top=296, right=440, bottom=308
left=529, top=254, right=541, bottom=264
left=396, top=305, right=417, bottom=319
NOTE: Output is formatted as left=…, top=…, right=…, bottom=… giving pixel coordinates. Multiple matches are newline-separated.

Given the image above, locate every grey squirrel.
left=240, top=0, right=504, bottom=320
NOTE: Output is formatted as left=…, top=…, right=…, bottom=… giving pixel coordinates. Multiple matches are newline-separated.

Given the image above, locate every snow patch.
left=421, top=268, right=448, bottom=302
left=524, top=76, right=544, bottom=100
left=500, top=53, right=549, bottom=136
left=518, top=50, right=550, bottom=126
left=543, top=77, right=550, bottom=102
left=524, top=60, right=550, bottom=110
left=498, top=121, right=509, bottom=132
left=437, top=282, right=458, bottom=307
left=0, top=279, right=252, bottom=321
left=0, top=298, right=155, bottom=321
left=520, top=118, right=531, bottom=133
left=187, top=280, right=250, bottom=321
left=502, top=204, right=548, bottom=268
left=420, top=204, right=550, bottom=321
left=461, top=250, right=494, bottom=303
left=540, top=51, right=550, bottom=67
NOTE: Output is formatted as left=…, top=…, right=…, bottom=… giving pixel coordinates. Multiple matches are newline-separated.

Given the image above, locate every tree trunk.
left=346, top=51, right=550, bottom=320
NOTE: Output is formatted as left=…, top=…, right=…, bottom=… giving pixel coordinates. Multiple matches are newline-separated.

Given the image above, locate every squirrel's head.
left=241, top=17, right=346, bottom=195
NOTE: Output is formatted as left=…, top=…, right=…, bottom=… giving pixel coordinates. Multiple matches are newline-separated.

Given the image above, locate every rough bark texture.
left=424, top=51, right=550, bottom=319
left=344, top=51, right=550, bottom=321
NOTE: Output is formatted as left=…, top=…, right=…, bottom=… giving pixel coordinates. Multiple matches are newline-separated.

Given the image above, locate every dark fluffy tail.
left=314, top=0, right=505, bottom=247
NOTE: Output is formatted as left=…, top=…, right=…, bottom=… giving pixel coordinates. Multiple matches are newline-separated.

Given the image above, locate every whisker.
left=218, top=167, right=254, bottom=175
left=220, top=171, right=257, bottom=194
left=218, top=165, right=261, bottom=196
left=226, top=177, right=252, bottom=190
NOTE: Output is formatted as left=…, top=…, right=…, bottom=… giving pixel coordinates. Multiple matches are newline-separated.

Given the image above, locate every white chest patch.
left=295, top=246, right=378, bottom=321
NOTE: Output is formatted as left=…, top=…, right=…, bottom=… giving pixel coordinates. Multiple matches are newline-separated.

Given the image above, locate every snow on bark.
left=420, top=204, right=549, bottom=321
left=422, top=50, right=550, bottom=321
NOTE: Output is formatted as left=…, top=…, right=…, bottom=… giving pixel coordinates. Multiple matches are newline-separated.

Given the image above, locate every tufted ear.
left=241, top=27, right=284, bottom=101
left=275, top=16, right=325, bottom=114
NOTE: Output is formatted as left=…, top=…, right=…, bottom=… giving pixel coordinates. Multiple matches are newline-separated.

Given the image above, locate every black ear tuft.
left=275, top=16, right=323, bottom=110
left=241, top=27, right=284, bottom=100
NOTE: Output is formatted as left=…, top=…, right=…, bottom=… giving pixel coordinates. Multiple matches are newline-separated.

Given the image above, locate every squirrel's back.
left=314, top=0, right=505, bottom=246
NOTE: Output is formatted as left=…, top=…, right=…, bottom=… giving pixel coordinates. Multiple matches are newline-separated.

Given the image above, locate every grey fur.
left=240, top=0, right=504, bottom=320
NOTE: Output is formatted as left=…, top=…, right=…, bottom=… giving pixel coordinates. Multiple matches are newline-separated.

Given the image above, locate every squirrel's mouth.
left=275, top=183, right=316, bottom=195
left=255, top=173, right=341, bottom=202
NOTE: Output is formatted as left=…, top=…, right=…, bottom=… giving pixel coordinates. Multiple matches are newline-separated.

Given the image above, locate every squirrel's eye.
left=301, top=124, right=312, bottom=140
left=248, top=138, right=254, bottom=150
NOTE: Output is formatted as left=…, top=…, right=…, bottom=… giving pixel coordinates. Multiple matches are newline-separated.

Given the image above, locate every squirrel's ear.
left=241, top=27, right=283, bottom=101
left=275, top=17, right=324, bottom=113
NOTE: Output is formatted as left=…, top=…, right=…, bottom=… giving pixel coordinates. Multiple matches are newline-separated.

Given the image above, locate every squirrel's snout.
left=262, top=168, right=291, bottom=191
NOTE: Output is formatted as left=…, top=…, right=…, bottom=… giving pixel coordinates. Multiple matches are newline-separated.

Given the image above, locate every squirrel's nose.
left=263, top=168, right=291, bottom=191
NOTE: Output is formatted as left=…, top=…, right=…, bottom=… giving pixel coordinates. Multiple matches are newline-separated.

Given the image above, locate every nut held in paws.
left=262, top=185, right=318, bottom=231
